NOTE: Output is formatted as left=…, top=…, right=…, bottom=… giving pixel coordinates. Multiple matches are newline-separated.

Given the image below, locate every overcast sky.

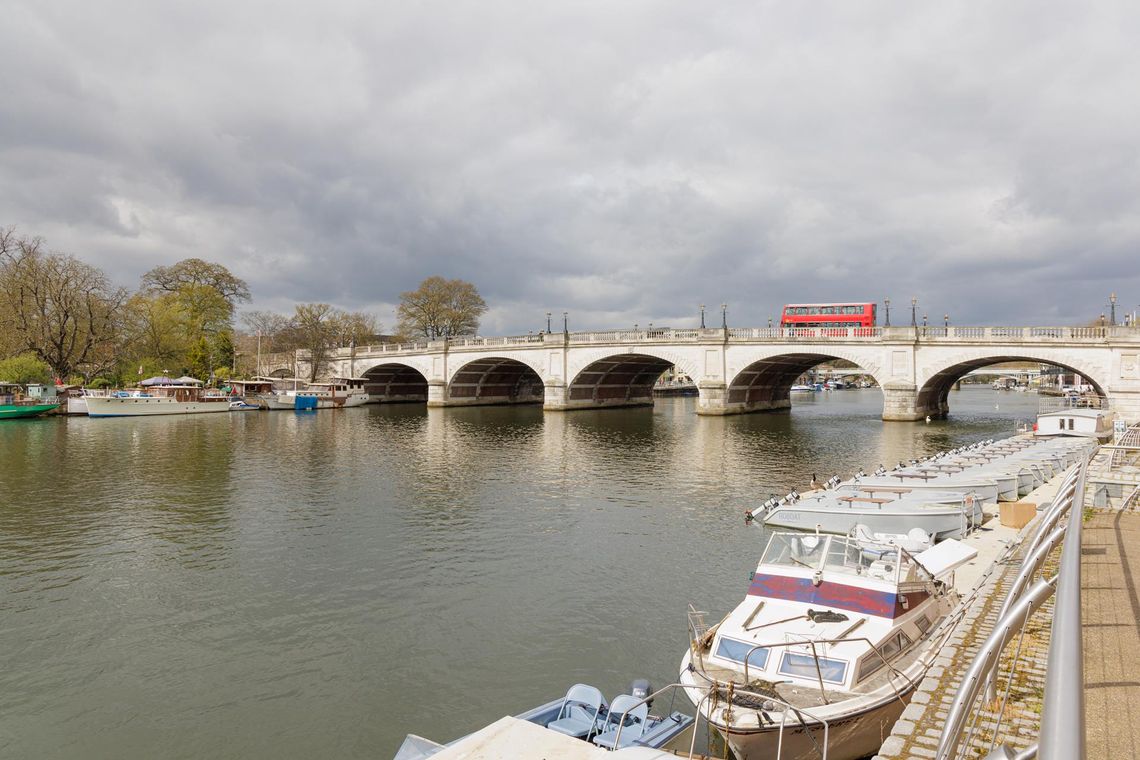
left=2, top=1, right=1138, bottom=334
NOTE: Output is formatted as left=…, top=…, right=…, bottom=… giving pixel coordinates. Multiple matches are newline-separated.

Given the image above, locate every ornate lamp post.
left=721, top=303, right=728, bottom=330
left=768, top=317, right=773, bottom=329
left=1110, top=293, right=1117, bottom=326
left=944, top=314, right=949, bottom=328
left=923, top=313, right=928, bottom=328
left=563, top=311, right=568, bottom=336
left=910, top=297, right=918, bottom=328
left=884, top=298, right=891, bottom=327
left=1100, top=313, right=1106, bottom=328
left=699, top=304, right=706, bottom=329
left=546, top=311, right=551, bottom=333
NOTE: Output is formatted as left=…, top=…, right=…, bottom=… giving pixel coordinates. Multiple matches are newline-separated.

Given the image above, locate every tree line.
left=0, top=227, right=489, bottom=386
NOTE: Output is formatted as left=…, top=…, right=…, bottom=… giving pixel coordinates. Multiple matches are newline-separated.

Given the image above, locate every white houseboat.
left=85, top=377, right=231, bottom=417
left=264, top=381, right=368, bottom=410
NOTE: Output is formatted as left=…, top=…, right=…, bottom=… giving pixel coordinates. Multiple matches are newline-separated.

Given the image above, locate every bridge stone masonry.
left=309, top=325, right=1140, bottom=423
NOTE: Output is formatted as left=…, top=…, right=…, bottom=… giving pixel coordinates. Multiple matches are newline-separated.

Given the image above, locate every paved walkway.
left=1082, top=510, right=1140, bottom=759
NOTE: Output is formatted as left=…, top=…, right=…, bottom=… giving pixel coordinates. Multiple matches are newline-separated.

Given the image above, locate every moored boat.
left=85, top=377, right=231, bottom=417
left=264, top=380, right=368, bottom=410
left=754, top=488, right=984, bottom=540
left=393, top=679, right=694, bottom=759
left=0, top=383, right=59, bottom=419
left=680, top=531, right=977, bottom=760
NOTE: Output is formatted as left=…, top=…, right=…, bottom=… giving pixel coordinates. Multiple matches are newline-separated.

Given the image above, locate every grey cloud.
left=2, top=1, right=1138, bottom=332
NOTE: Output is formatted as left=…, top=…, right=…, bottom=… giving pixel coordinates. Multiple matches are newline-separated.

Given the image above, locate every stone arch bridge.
left=308, top=326, right=1140, bottom=422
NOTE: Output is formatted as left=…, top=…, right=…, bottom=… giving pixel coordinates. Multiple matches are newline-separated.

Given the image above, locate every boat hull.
left=85, top=398, right=231, bottom=417
left=718, top=693, right=909, bottom=760
left=0, top=403, right=59, bottom=419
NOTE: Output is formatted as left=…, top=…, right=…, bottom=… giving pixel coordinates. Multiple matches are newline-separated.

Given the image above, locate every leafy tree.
left=121, top=292, right=193, bottom=368
left=0, top=353, right=52, bottom=384
left=137, top=259, right=247, bottom=381
left=0, top=230, right=126, bottom=381
left=141, top=258, right=251, bottom=308
left=397, top=276, right=487, bottom=339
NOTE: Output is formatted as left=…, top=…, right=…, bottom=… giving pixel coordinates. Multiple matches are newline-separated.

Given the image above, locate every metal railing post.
left=1038, top=462, right=1087, bottom=760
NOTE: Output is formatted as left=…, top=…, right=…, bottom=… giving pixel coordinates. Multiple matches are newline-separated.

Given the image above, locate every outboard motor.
left=630, top=679, right=653, bottom=710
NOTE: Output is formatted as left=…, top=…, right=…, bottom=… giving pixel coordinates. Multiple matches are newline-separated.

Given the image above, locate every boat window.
left=778, top=652, right=847, bottom=685
left=915, top=614, right=932, bottom=634
left=897, top=631, right=913, bottom=651
left=1068, top=418, right=1074, bottom=431
left=858, top=651, right=886, bottom=681
left=878, top=635, right=902, bottom=661
left=760, top=534, right=828, bottom=570
left=714, top=637, right=770, bottom=669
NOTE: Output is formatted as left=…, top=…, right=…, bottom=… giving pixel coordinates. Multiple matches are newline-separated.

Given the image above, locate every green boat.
left=0, top=402, right=59, bottom=419
left=0, top=382, right=60, bottom=419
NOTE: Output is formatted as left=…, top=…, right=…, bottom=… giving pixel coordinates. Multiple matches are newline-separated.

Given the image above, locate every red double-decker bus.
left=780, top=302, right=877, bottom=328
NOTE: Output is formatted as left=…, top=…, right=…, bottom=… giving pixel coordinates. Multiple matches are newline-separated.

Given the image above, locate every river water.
left=0, top=387, right=1040, bottom=758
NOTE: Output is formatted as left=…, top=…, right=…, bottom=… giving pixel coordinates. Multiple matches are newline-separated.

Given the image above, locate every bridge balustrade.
left=327, top=324, right=1139, bottom=361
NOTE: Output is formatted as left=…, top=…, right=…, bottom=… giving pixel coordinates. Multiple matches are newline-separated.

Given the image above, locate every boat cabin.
left=701, top=532, right=951, bottom=694
left=1035, top=408, right=1114, bottom=442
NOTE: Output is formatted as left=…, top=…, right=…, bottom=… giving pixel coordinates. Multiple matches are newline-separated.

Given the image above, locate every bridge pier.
left=695, top=381, right=792, bottom=415
left=881, top=382, right=922, bottom=421
left=881, top=382, right=949, bottom=421
left=425, top=380, right=448, bottom=407
left=543, top=382, right=655, bottom=411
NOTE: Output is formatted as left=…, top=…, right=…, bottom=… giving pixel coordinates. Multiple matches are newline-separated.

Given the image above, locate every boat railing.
left=935, top=452, right=1091, bottom=760
left=675, top=677, right=835, bottom=760
left=1037, top=394, right=1110, bottom=413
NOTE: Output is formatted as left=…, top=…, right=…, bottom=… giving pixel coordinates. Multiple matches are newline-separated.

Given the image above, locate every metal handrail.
left=935, top=577, right=1058, bottom=760
left=1038, top=458, right=1088, bottom=760
left=937, top=452, right=1091, bottom=760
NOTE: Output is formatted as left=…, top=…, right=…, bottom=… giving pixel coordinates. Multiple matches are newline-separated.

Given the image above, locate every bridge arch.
left=361, top=362, right=430, bottom=403
left=723, top=350, right=888, bottom=415
left=563, top=348, right=700, bottom=410
left=446, top=356, right=545, bottom=406
left=916, top=352, right=1110, bottom=419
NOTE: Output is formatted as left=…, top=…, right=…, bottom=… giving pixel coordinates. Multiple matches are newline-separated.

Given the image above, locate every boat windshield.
left=760, top=533, right=932, bottom=588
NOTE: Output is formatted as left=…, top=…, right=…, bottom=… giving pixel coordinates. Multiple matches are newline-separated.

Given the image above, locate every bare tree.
left=240, top=310, right=294, bottom=353
left=0, top=233, right=126, bottom=381
left=292, top=303, right=336, bottom=381
left=397, top=276, right=487, bottom=339
left=329, top=310, right=380, bottom=347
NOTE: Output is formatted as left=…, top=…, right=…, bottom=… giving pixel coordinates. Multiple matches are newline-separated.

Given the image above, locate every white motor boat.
left=753, top=489, right=984, bottom=541
left=681, top=531, right=977, bottom=760
left=85, top=378, right=231, bottom=417
left=842, top=473, right=1000, bottom=505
